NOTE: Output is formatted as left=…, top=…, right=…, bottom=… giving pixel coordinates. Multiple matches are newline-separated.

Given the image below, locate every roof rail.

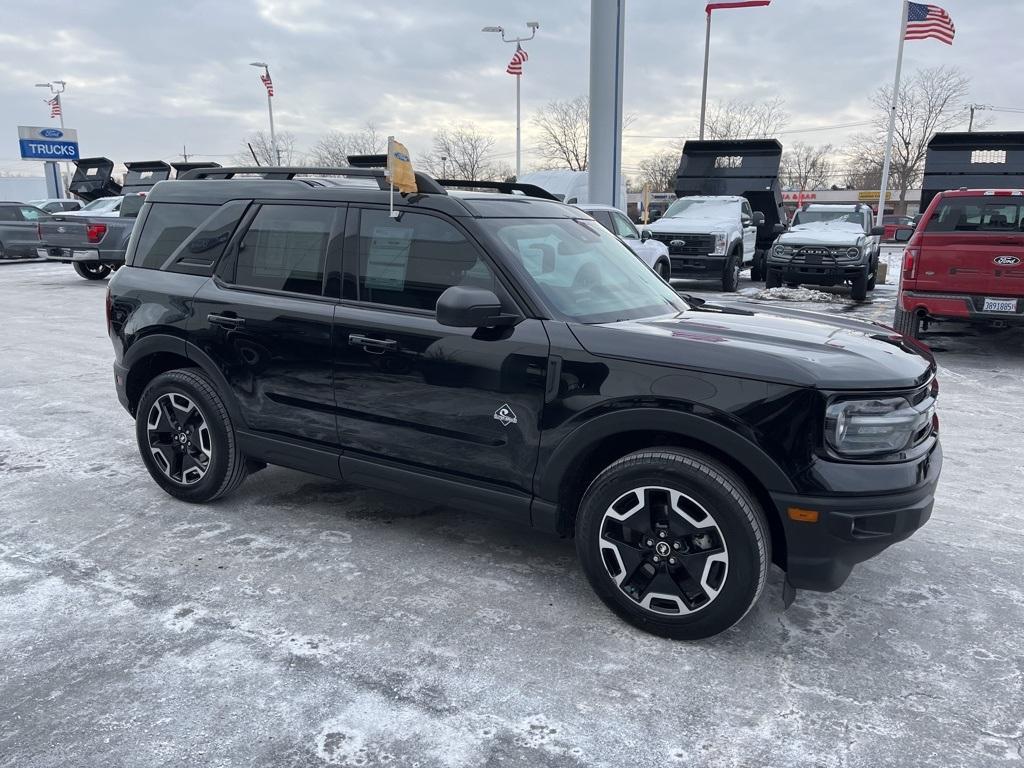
left=176, top=165, right=446, bottom=195
left=346, top=154, right=388, bottom=168
left=434, top=178, right=559, bottom=201
left=172, top=161, right=221, bottom=178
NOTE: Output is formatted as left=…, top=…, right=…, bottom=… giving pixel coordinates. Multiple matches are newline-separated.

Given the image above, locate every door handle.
left=348, top=333, right=398, bottom=352
left=207, top=313, right=246, bottom=328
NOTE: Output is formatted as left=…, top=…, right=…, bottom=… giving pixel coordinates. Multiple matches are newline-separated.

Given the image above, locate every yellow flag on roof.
left=387, top=137, right=417, bottom=195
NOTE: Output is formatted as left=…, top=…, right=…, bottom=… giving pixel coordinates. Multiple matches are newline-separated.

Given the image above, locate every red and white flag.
left=506, top=47, right=528, bottom=76
left=47, top=95, right=61, bottom=118
left=260, top=70, right=274, bottom=96
left=905, top=2, right=955, bottom=45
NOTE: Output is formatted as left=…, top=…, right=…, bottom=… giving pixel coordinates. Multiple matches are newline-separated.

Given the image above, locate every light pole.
left=35, top=80, right=68, bottom=194
left=483, top=21, right=539, bottom=179
left=250, top=62, right=279, bottom=165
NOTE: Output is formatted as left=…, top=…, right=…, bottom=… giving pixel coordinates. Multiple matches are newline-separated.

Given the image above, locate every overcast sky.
left=2, top=0, right=1022, bottom=178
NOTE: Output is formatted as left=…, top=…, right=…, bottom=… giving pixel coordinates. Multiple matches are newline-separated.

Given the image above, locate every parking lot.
left=0, top=261, right=1021, bottom=767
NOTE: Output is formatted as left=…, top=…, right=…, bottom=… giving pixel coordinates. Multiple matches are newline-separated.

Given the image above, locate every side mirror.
left=752, top=211, right=766, bottom=226
left=894, top=228, right=913, bottom=242
left=773, top=223, right=786, bottom=234
left=640, top=229, right=652, bottom=242
left=870, top=225, right=886, bottom=236
left=436, top=286, right=517, bottom=329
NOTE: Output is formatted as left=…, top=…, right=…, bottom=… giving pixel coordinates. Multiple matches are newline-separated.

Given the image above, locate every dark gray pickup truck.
left=38, top=193, right=144, bottom=279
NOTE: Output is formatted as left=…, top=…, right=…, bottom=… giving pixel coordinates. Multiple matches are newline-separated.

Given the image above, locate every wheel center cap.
left=655, top=541, right=671, bottom=557
left=177, top=432, right=188, bottom=444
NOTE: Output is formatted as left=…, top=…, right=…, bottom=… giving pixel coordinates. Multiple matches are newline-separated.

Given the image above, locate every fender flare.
left=536, top=408, right=796, bottom=501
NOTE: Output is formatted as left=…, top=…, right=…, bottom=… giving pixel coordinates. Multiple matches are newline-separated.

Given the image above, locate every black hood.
left=570, top=301, right=935, bottom=390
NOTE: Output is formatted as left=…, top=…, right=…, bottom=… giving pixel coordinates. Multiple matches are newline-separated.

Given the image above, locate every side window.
left=357, top=208, right=495, bottom=311
left=0, top=207, right=18, bottom=222
left=19, top=207, right=44, bottom=221
left=234, top=205, right=334, bottom=296
left=588, top=210, right=614, bottom=233
left=611, top=212, right=639, bottom=240
left=134, top=203, right=215, bottom=270
left=741, top=201, right=753, bottom=221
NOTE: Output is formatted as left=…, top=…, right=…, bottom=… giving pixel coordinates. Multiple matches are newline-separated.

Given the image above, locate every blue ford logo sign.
left=40, top=128, right=63, bottom=139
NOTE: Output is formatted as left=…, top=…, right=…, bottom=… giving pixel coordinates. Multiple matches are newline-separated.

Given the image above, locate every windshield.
left=663, top=198, right=737, bottom=219
left=481, top=218, right=687, bottom=324
left=792, top=209, right=862, bottom=226
left=81, top=197, right=121, bottom=212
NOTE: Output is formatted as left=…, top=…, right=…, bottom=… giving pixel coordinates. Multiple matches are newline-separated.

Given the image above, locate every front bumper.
left=767, top=259, right=866, bottom=286
left=901, top=291, right=1024, bottom=325
left=669, top=254, right=728, bottom=278
left=771, top=440, right=942, bottom=592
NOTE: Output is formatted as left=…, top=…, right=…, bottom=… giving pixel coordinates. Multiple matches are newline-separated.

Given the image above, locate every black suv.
left=107, top=167, right=942, bottom=640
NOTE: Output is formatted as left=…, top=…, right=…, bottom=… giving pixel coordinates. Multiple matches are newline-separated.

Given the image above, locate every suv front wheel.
left=135, top=369, right=249, bottom=502
left=722, top=250, right=741, bottom=292
left=575, top=448, right=770, bottom=640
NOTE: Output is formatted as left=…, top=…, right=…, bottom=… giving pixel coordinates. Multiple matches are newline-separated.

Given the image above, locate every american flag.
left=506, top=47, right=528, bottom=76
left=47, top=95, right=61, bottom=118
left=905, top=2, right=955, bottom=45
left=260, top=70, right=274, bottom=96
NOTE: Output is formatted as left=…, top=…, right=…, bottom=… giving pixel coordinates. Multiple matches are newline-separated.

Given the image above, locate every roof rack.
left=434, top=179, right=559, bottom=201
left=172, top=161, right=221, bottom=178
left=176, top=166, right=446, bottom=195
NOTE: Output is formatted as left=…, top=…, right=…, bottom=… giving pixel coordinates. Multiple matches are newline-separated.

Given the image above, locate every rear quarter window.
left=926, top=196, right=1024, bottom=233
left=132, top=203, right=217, bottom=270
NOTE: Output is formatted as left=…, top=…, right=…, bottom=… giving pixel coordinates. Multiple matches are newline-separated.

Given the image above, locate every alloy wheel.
left=146, top=392, right=212, bottom=485
left=599, top=486, right=729, bottom=615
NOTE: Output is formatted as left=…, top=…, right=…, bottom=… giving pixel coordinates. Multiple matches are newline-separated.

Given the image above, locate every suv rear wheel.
left=575, top=448, right=770, bottom=640
left=136, top=369, right=248, bottom=502
left=73, top=262, right=111, bottom=280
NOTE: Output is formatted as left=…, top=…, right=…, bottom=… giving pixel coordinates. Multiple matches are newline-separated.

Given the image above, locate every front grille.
left=784, top=245, right=858, bottom=265
left=652, top=232, right=716, bottom=256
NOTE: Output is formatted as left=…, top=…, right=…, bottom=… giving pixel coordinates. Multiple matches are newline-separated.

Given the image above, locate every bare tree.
left=309, top=122, right=384, bottom=166
left=235, top=130, right=298, bottom=166
left=637, top=150, right=680, bottom=192
left=780, top=143, right=835, bottom=191
left=700, top=97, right=789, bottom=140
left=421, top=124, right=504, bottom=181
left=533, top=96, right=590, bottom=171
left=848, top=65, right=971, bottom=209
left=841, top=152, right=884, bottom=190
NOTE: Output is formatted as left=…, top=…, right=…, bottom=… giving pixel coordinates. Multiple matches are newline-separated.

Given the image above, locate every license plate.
left=983, top=298, right=1017, bottom=313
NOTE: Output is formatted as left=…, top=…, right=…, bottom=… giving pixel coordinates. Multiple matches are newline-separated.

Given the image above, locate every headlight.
left=711, top=232, right=728, bottom=256
left=773, top=243, right=793, bottom=258
left=825, top=397, right=933, bottom=456
left=845, top=246, right=860, bottom=259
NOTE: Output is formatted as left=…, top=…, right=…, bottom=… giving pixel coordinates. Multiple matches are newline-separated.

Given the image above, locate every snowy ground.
left=1, top=262, right=1022, bottom=768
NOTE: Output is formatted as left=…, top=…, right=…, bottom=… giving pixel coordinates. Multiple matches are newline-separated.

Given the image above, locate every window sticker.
left=365, top=225, right=413, bottom=290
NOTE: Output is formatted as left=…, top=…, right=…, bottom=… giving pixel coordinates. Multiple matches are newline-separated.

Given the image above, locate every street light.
left=483, top=21, right=540, bottom=178
left=249, top=61, right=279, bottom=165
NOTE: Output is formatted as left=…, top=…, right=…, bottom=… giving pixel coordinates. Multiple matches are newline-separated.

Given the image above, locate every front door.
left=332, top=206, right=550, bottom=493
left=191, top=202, right=343, bottom=444
left=741, top=201, right=757, bottom=260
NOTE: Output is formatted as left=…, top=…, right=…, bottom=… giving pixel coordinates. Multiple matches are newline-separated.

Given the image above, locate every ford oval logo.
left=994, top=255, right=1021, bottom=266
left=40, top=128, right=63, bottom=139
left=669, top=239, right=686, bottom=247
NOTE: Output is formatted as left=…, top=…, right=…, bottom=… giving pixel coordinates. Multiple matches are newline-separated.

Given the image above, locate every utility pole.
left=968, top=104, right=990, bottom=132
left=483, top=21, right=540, bottom=179
left=182, top=145, right=190, bottom=162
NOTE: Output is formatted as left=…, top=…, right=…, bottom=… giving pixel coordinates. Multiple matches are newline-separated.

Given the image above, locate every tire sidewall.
left=135, top=372, right=234, bottom=502
left=576, top=453, right=767, bottom=640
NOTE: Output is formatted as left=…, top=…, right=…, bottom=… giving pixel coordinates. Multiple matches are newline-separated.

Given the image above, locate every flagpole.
left=516, top=70, right=522, bottom=178
left=56, top=92, right=70, bottom=195
left=877, top=0, right=909, bottom=227
left=387, top=135, right=397, bottom=219
left=699, top=9, right=712, bottom=141
left=265, top=69, right=279, bottom=165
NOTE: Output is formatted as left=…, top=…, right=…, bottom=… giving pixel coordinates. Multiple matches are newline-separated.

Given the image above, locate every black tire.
left=722, top=251, right=741, bottom=292
left=867, top=257, right=878, bottom=290
left=893, top=306, right=921, bottom=339
left=575, top=448, right=770, bottom=640
left=135, top=368, right=248, bottom=502
left=655, top=259, right=671, bottom=281
left=850, top=272, right=868, bottom=301
left=786, top=282, right=800, bottom=289
left=750, top=251, right=764, bottom=282
left=765, top=269, right=781, bottom=289
left=73, top=262, right=112, bottom=280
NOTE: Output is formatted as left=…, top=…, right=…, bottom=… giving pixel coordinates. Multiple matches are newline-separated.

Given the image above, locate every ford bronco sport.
left=106, top=166, right=942, bottom=640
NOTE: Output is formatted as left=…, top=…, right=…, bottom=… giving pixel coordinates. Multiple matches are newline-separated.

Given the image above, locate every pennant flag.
left=506, top=47, right=528, bottom=76
left=905, top=2, right=955, bottom=45
left=388, top=138, right=417, bottom=195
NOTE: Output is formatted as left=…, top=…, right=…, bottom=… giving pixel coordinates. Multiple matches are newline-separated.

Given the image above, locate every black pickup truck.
left=39, top=160, right=218, bottom=279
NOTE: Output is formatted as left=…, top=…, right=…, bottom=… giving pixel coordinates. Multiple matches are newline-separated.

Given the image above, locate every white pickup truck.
left=641, top=195, right=763, bottom=291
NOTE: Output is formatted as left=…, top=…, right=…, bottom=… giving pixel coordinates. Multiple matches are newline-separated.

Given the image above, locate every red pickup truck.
left=894, top=189, right=1024, bottom=338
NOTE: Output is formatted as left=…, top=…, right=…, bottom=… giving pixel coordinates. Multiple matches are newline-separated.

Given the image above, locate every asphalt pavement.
left=1, top=262, right=1021, bottom=767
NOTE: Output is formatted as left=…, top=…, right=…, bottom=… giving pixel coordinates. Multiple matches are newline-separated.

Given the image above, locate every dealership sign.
left=18, top=125, right=80, bottom=161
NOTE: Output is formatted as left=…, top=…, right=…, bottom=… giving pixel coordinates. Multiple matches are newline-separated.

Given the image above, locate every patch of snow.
left=753, top=286, right=851, bottom=303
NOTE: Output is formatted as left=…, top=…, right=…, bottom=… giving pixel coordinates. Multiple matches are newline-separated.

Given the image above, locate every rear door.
left=332, top=206, right=550, bottom=493
left=0, top=206, right=46, bottom=256
left=192, top=202, right=343, bottom=444
left=917, top=194, right=1024, bottom=299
